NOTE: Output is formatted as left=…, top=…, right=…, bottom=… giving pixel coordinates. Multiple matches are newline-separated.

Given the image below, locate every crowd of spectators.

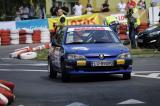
left=14, top=0, right=149, bottom=21
left=15, top=1, right=46, bottom=21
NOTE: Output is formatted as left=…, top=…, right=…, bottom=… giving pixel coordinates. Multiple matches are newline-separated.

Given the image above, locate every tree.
left=0, top=0, right=46, bottom=21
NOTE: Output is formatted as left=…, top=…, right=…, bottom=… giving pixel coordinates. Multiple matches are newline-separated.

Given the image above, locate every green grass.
left=36, top=48, right=160, bottom=61
left=36, top=49, right=48, bottom=60
left=131, top=48, right=159, bottom=55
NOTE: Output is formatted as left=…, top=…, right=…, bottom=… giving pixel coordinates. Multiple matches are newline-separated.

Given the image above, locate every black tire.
left=48, top=59, right=57, bottom=79
left=123, top=73, right=131, bottom=80
left=61, top=62, right=70, bottom=82
left=156, top=38, right=160, bottom=51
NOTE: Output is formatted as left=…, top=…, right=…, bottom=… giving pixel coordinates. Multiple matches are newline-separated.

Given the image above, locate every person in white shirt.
left=19, top=2, right=30, bottom=20
left=86, top=3, right=94, bottom=15
left=118, top=0, right=126, bottom=12
left=73, top=2, right=83, bottom=16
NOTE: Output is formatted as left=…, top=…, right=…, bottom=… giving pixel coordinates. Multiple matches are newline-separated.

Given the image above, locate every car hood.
left=63, top=43, right=129, bottom=57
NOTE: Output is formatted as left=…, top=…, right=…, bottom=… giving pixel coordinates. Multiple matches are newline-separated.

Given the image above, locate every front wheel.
left=61, top=62, right=70, bottom=82
left=123, top=73, right=131, bottom=80
left=48, top=59, right=57, bottom=79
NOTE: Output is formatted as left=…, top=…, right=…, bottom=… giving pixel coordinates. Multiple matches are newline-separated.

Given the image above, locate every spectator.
left=19, top=2, right=30, bottom=20
left=50, top=2, right=60, bottom=17
left=159, top=11, right=160, bottom=23
left=62, top=2, right=69, bottom=16
left=126, top=0, right=136, bottom=9
left=29, top=4, right=35, bottom=19
left=100, top=0, right=110, bottom=12
left=118, top=0, right=126, bottom=12
left=137, top=0, right=146, bottom=10
left=15, top=7, right=21, bottom=21
left=85, top=3, right=94, bottom=14
left=39, top=4, right=46, bottom=19
left=73, top=2, right=83, bottom=16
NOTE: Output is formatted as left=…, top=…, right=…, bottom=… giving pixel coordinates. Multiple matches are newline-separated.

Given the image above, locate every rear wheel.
left=61, top=62, right=70, bottom=82
left=48, top=59, right=57, bottom=79
left=123, top=73, right=131, bottom=80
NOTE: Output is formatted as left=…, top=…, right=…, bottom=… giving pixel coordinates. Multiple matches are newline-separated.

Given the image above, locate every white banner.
left=111, top=13, right=127, bottom=23
left=0, top=21, right=16, bottom=30
left=152, top=0, right=160, bottom=3
left=149, top=7, right=159, bottom=25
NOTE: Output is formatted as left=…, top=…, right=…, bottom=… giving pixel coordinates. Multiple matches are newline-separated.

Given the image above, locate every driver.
left=73, top=31, right=84, bottom=42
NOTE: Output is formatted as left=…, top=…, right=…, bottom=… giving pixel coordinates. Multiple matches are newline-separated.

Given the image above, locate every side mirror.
left=123, top=40, right=130, bottom=45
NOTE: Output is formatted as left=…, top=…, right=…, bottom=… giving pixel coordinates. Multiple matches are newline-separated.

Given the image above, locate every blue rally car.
left=48, top=25, right=132, bottom=82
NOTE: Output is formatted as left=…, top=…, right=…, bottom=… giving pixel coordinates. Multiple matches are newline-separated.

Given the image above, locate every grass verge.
left=36, top=49, right=48, bottom=60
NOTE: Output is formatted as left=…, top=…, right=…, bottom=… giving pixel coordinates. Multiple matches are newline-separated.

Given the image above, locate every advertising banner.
left=48, top=18, right=59, bottom=30
left=48, top=13, right=100, bottom=29
left=0, top=21, right=16, bottom=30
left=111, top=13, right=127, bottom=23
left=16, top=19, right=48, bottom=29
left=149, top=7, right=159, bottom=25
left=67, top=13, right=100, bottom=25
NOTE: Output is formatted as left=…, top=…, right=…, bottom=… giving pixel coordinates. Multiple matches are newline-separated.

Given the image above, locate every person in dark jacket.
left=158, top=11, right=160, bottom=23
left=61, top=2, right=69, bottom=16
left=50, top=2, right=60, bottom=17
left=100, top=0, right=110, bottom=12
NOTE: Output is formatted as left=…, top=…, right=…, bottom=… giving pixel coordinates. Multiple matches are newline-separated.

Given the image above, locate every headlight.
left=67, top=54, right=86, bottom=60
left=149, top=31, right=160, bottom=37
left=118, top=53, right=131, bottom=59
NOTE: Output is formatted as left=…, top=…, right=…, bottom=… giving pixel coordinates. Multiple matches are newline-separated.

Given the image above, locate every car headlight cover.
left=118, top=53, right=131, bottom=59
left=67, top=54, right=86, bottom=60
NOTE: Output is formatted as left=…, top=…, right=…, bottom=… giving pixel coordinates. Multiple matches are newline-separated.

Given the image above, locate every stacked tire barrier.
left=10, top=30, right=19, bottom=45
left=118, top=24, right=129, bottom=40
left=32, top=30, right=41, bottom=44
left=0, top=80, right=15, bottom=106
left=137, top=22, right=149, bottom=33
left=0, top=30, right=10, bottom=46
left=40, top=29, right=50, bottom=43
left=0, top=29, right=51, bottom=46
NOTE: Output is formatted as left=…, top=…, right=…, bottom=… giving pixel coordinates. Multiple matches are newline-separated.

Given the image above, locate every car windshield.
left=65, top=27, right=120, bottom=44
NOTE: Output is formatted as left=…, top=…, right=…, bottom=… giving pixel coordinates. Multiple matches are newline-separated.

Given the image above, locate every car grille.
left=75, top=66, right=123, bottom=71
left=86, top=56, right=117, bottom=60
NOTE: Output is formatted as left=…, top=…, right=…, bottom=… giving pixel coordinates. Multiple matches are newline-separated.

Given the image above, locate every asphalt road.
left=0, top=45, right=160, bottom=106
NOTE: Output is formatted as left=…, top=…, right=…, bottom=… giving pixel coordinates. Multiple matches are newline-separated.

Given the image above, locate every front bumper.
left=64, top=59, right=132, bottom=75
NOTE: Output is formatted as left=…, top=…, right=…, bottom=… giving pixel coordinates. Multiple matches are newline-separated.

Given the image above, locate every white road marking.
left=132, top=72, right=160, bottom=79
left=0, top=69, right=48, bottom=72
left=66, top=102, right=88, bottom=106
left=147, top=73, right=160, bottom=78
left=118, top=99, right=145, bottom=105
left=0, top=63, right=47, bottom=66
left=132, top=71, right=160, bottom=73
left=0, top=58, right=12, bottom=60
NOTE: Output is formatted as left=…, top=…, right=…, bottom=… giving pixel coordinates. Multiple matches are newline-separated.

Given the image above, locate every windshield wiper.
left=67, top=42, right=84, bottom=44
left=94, top=41, right=110, bottom=43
